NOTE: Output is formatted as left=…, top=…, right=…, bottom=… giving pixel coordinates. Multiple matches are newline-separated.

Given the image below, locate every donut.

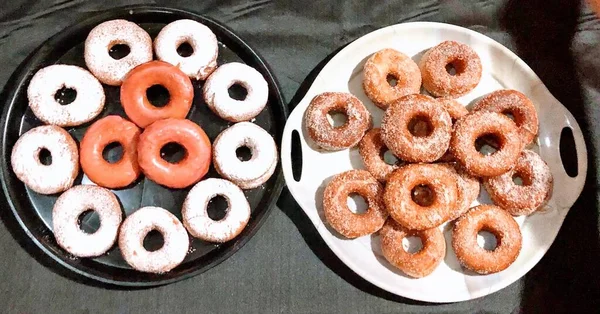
left=80, top=115, right=141, bottom=189
left=419, top=40, right=482, bottom=98
left=362, top=48, right=421, bottom=109
left=304, top=92, right=372, bottom=151
left=119, top=206, right=189, bottom=273
left=137, top=119, right=212, bottom=189
left=484, top=150, right=553, bottom=216
left=322, top=170, right=388, bottom=238
left=213, top=122, right=278, bottom=189
left=203, top=62, right=269, bottom=122
left=437, top=96, right=468, bottom=121
left=380, top=94, right=452, bottom=162
left=472, top=89, right=538, bottom=147
left=383, top=163, right=457, bottom=230
left=439, top=163, right=480, bottom=221
left=11, top=125, right=79, bottom=194
left=84, top=19, right=152, bottom=86
left=452, top=205, right=522, bottom=274
left=154, top=19, right=219, bottom=80
left=358, top=128, right=402, bottom=182
left=121, top=61, right=194, bottom=128
left=450, top=111, right=521, bottom=177
left=379, top=219, right=445, bottom=278
left=27, top=64, right=105, bottom=127
left=182, top=178, right=250, bottom=242
left=52, top=185, right=122, bottom=257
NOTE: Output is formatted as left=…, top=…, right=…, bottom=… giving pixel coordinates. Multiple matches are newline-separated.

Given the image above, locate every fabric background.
left=1, top=0, right=599, bottom=313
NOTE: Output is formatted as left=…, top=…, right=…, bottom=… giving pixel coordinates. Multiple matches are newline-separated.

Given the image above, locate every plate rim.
left=0, top=5, right=288, bottom=287
left=280, top=21, right=588, bottom=302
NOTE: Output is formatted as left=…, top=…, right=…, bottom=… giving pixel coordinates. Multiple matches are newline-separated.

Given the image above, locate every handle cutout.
left=291, top=130, right=303, bottom=182
left=559, top=126, right=578, bottom=178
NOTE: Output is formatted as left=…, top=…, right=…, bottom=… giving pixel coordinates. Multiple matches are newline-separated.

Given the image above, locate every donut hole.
left=207, top=195, right=229, bottom=221
left=411, top=184, right=435, bottom=207
left=380, top=149, right=400, bottom=165
left=102, top=142, right=124, bottom=164
left=477, top=230, right=498, bottom=251
left=143, top=230, right=165, bottom=252
left=176, top=42, right=194, bottom=57
left=475, top=133, right=501, bottom=156
left=77, top=209, right=100, bottom=234
left=346, top=193, right=368, bottom=214
left=386, top=74, right=399, bottom=87
left=445, top=59, right=466, bottom=76
left=160, top=142, right=187, bottom=164
left=408, top=115, right=433, bottom=137
left=108, top=43, right=130, bottom=60
left=228, top=83, right=248, bottom=101
left=326, top=111, right=347, bottom=128
left=236, top=146, right=253, bottom=162
left=38, top=148, right=52, bottom=166
left=146, top=84, right=171, bottom=107
left=512, top=171, right=532, bottom=186
left=402, top=236, right=424, bottom=254
left=502, top=110, right=516, bottom=121
left=54, top=86, right=77, bottom=105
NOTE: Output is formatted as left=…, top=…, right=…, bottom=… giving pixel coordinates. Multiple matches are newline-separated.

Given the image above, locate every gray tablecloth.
left=1, top=0, right=599, bottom=313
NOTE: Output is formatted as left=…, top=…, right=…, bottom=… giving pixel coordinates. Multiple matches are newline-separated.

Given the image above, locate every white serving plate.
left=280, top=22, right=587, bottom=303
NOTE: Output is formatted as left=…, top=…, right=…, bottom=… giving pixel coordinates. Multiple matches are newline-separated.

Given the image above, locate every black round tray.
left=0, top=5, right=287, bottom=286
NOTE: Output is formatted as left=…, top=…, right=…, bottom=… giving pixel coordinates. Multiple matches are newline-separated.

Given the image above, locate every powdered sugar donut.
left=27, top=64, right=105, bottom=127
left=52, top=185, right=122, bottom=257
left=203, top=62, right=269, bottom=122
left=154, top=19, right=219, bottom=80
left=84, top=19, right=152, bottom=86
left=11, top=125, right=79, bottom=195
left=182, top=178, right=250, bottom=243
left=213, top=122, right=278, bottom=189
left=119, top=206, right=189, bottom=273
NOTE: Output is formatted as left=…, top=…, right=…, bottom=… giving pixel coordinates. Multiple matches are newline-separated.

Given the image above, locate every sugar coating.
left=203, top=62, right=269, bottom=122
left=118, top=206, right=189, bottom=274
left=27, top=64, right=105, bottom=127
left=213, top=122, right=278, bottom=189
left=358, top=128, right=403, bottom=182
left=182, top=178, right=250, bottom=243
left=484, top=150, right=553, bottom=216
left=438, top=163, right=480, bottom=221
left=11, top=125, right=79, bottom=194
left=52, top=185, right=122, bottom=257
left=154, top=19, right=218, bottom=80
left=84, top=19, right=152, bottom=86
left=305, top=92, right=372, bottom=150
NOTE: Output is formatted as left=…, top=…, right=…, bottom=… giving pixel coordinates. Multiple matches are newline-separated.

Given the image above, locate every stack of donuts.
left=305, top=41, right=553, bottom=278
left=11, top=19, right=278, bottom=273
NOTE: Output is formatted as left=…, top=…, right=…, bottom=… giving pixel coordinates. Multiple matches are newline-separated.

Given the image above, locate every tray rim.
left=0, top=5, right=288, bottom=287
left=280, top=21, right=588, bottom=302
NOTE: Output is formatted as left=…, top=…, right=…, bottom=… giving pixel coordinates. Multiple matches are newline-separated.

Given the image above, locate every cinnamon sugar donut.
left=154, top=19, right=219, bottom=80
left=322, top=170, right=388, bottom=238
left=380, top=94, right=452, bottom=162
left=379, top=219, right=446, bottom=278
left=473, top=89, right=538, bottom=147
left=52, top=185, right=122, bottom=257
left=383, top=164, right=457, bottom=230
left=452, top=205, right=522, bottom=274
left=84, top=19, right=152, bottom=86
left=419, top=41, right=482, bottom=98
left=362, top=48, right=421, bottom=109
left=213, top=122, right=278, bottom=189
left=438, top=96, right=468, bottom=121
left=305, top=92, right=372, bottom=151
left=450, top=111, right=521, bottom=177
left=358, top=128, right=402, bottom=182
left=484, top=150, right=553, bottom=216
left=119, top=206, right=189, bottom=273
left=182, top=178, right=250, bottom=243
left=11, top=125, right=79, bottom=195
left=439, top=163, right=480, bottom=221
left=27, top=64, right=105, bottom=127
